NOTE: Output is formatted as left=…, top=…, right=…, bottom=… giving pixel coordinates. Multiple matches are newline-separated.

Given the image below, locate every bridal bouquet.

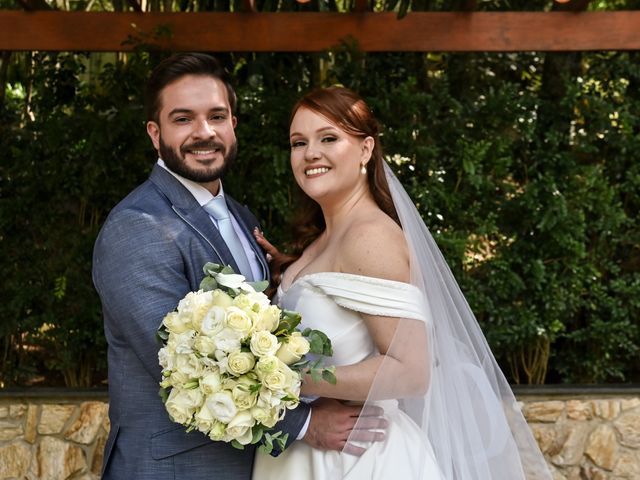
left=157, top=263, right=334, bottom=453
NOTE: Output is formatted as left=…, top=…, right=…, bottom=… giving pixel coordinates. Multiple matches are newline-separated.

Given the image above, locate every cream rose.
left=177, top=290, right=214, bottom=328
left=165, top=387, right=203, bottom=425
left=225, top=410, right=256, bottom=445
left=276, top=332, right=311, bottom=365
left=193, top=335, right=216, bottom=356
left=211, top=289, right=234, bottom=308
left=255, top=355, right=279, bottom=380
left=213, top=328, right=242, bottom=353
left=166, top=330, right=195, bottom=355
left=200, top=370, right=223, bottom=395
left=232, top=375, right=259, bottom=410
left=227, top=351, right=256, bottom=376
left=195, top=306, right=227, bottom=337
left=253, top=305, right=281, bottom=333
left=208, top=420, right=228, bottom=441
left=251, top=405, right=281, bottom=428
left=226, top=307, right=253, bottom=337
left=163, top=311, right=192, bottom=335
left=262, top=365, right=290, bottom=392
left=158, top=346, right=176, bottom=371
left=175, top=353, right=204, bottom=379
left=206, top=391, right=237, bottom=424
left=250, top=331, right=279, bottom=357
left=194, top=403, right=216, bottom=434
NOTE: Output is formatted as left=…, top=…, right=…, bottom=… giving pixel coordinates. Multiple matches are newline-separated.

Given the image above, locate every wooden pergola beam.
left=1, top=11, right=640, bottom=52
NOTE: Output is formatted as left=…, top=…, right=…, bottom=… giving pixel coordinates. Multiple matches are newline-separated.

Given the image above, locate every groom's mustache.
left=180, top=140, right=226, bottom=155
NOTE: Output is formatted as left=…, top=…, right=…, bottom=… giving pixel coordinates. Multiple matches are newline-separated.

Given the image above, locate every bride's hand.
left=253, top=227, right=282, bottom=264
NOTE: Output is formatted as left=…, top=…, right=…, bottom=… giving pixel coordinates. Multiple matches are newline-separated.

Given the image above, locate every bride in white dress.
left=254, top=87, right=551, bottom=480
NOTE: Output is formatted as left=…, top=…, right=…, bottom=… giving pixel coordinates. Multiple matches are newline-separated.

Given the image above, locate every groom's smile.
left=146, top=74, right=238, bottom=194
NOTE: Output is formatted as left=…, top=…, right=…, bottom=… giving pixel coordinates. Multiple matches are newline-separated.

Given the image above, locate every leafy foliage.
left=1, top=45, right=638, bottom=386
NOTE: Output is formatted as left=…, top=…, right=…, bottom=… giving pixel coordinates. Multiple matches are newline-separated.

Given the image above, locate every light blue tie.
left=203, top=197, right=254, bottom=281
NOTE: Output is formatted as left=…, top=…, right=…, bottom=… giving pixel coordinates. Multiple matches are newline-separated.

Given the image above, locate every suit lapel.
left=148, top=165, right=241, bottom=272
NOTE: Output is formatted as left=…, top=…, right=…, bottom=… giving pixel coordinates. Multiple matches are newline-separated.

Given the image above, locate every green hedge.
left=1, top=49, right=638, bottom=387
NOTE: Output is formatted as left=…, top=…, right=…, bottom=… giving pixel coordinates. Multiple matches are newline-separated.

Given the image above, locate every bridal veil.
left=345, top=162, right=552, bottom=479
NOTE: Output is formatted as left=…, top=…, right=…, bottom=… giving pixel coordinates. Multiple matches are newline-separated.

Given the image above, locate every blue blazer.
left=93, top=165, right=309, bottom=479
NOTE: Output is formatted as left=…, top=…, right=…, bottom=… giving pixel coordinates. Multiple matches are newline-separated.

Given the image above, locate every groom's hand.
left=302, top=398, right=387, bottom=456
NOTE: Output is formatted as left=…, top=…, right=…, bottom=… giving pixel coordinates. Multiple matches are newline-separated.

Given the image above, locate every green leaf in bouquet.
left=247, top=280, right=269, bottom=292
left=258, top=431, right=288, bottom=455
left=306, top=329, right=333, bottom=356
left=203, top=262, right=222, bottom=276
left=231, top=439, right=245, bottom=450
left=156, top=325, right=169, bottom=343
left=276, top=310, right=302, bottom=334
left=158, top=387, right=169, bottom=403
left=251, top=424, right=265, bottom=444
left=221, top=265, right=236, bottom=274
left=248, top=382, right=262, bottom=394
left=199, top=276, right=218, bottom=292
left=259, top=432, right=274, bottom=455
left=322, top=367, right=337, bottom=385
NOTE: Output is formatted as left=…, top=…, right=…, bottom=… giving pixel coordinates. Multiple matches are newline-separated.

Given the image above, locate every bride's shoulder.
left=338, top=212, right=409, bottom=283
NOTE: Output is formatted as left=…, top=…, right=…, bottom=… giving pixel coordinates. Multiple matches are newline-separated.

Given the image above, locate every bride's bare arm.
left=301, top=218, right=429, bottom=401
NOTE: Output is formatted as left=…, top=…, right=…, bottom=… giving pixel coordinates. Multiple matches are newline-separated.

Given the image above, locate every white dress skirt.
left=253, top=272, right=442, bottom=480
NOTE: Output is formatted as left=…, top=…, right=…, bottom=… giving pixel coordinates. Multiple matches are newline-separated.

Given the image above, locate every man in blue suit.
left=92, top=53, right=376, bottom=479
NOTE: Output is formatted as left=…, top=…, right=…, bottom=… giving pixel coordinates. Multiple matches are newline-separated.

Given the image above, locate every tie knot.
left=204, top=197, right=230, bottom=221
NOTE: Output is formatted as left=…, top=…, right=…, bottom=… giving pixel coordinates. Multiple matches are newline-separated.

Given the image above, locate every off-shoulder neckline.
left=279, top=271, right=416, bottom=295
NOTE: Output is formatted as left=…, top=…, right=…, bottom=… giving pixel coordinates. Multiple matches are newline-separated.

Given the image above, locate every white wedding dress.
left=253, top=272, right=442, bottom=480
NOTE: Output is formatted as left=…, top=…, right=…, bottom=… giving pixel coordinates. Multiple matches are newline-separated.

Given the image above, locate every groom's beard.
left=159, top=137, right=237, bottom=183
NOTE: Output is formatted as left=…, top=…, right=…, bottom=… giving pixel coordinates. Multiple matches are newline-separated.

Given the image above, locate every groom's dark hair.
left=144, top=52, right=237, bottom=123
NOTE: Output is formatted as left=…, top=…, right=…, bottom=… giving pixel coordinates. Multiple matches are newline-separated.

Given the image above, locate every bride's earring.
left=360, top=163, right=367, bottom=175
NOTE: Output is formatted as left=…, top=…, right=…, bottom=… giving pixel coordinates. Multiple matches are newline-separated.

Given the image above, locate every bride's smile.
left=289, top=107, right=373, bottom=206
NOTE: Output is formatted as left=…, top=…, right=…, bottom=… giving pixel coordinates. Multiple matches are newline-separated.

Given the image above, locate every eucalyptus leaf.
left=199, top=276, right=218, bottom=291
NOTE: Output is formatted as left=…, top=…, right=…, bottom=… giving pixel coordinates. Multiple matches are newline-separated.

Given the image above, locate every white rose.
left=165, top=387, right=204, bottom=425
left=257, top=387, right=280, bottom=409
left=232, top=375, right=259, bottom=410
left=246, top=291, right=272, bottom=310
left=194, top=335, right=216, bottom=356
left=200, top=370, right=223, bottom=395
left=194, top=403, right=216, bottom=434
left=206, top=391, right=238, bottom=424
left=163, top=311, right=192, bottom=334
left=167, top=330, right=196, bottom=355
left=195, top=306, right=227, bottom=336
left=226, top=307, right=253, bottom=337
left=167, top=369, right=190, bottom=387
left=208, top=420, right=228, bottom=441
left=251, top=405, right=282, bottom=428
left=221, top=376, right=238, bottom=391
left=255, top=356, right=279, bottom=380
left=177, top=290, right=214, bottom=328
left=232, top=294, right=253, bottom=312
left=253, top=305, right=281, bottom=333
left=262, top=361, right=296, bottom=392
left=214, top=328, right=242, bottom=353
left=211, top=289, right=234, bottom=308
left=227, top=351, right=256, bottom=376
left=158, top=346, right=176, bottom=371
left=175, top=352, right=204, bottom=379
left=225, top=410, right=256, bottom=445
left=276, top=332, right=311, bottom=365
left=250, top=331, right=279, bottom=357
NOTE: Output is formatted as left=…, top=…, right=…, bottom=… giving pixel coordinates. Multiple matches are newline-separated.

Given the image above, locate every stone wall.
left=0, top=391, right=108, bottom=480
left=519, top=390, right=640, bottom=480
left=0, top=388, right=638, bottom=479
